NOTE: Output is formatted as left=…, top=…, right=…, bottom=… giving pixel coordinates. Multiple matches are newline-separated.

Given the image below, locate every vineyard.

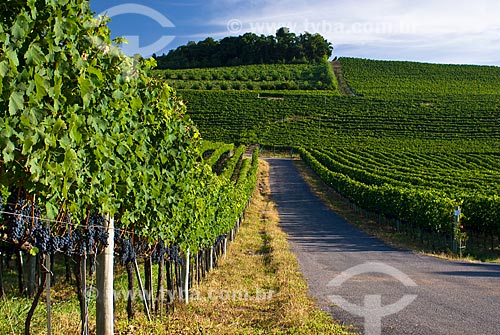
left=2, top=0, right=500, bottom=333
left=298, top=147, right=500, bottom=251
left=0, top=1, right=260, bottom=334
left=0, top=140, right=259, bottom=333
left=178, top=58, right=500, bottom=258
left=339, top=57, right=500, bottom=98
left=153, top=62, right=338, bottom=91
left=180, top=90, right=500, bottom=146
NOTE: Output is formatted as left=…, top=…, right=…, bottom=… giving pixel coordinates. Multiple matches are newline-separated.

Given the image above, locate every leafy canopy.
left=0, top=0, right=200, bottom=242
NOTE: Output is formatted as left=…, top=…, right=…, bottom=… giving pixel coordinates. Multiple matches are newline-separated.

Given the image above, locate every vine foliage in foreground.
left=0, top=0, right=206, bottom=247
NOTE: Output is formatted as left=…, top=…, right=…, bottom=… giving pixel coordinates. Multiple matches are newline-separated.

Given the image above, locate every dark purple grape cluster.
left=58, top=213, right=109, bottom=256
left=152, top=240, right=167, bottom=263
left=6, top=199, right=27, bottom=241
left=114, top=228, right=136, bottom=265
left=5, top=196, right=44, bottom=248
left=47, top=235, right=62, bottom=254
left=58, top=230, right=75, bottom=252
left=32, top=225, right=50, bottom=253
left=88, top=214, right=109, bottom=252
left=71, top=229, right=86, bottom=255
left=168, top=245, right=183, bottom=265
left=2, top=190, right=113, bottom=257
left=28, top=212, right=109, bottom=256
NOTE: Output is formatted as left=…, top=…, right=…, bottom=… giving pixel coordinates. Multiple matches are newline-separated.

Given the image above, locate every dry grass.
left=115, top=160, right=355, bottom=334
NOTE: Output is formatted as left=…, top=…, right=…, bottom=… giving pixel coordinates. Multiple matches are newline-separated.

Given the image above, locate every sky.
left=89, top=0, right=500, bottom=66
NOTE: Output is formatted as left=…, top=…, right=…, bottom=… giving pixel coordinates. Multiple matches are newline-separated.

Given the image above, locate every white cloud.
left=205, top=0, right=500, bottom=65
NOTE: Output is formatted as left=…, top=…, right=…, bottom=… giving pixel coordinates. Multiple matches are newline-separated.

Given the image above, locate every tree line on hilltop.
left=154, top=27, right=333, bottom=69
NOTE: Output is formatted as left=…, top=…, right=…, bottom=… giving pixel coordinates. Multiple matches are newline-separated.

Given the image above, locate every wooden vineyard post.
left=223, top=237, right=227, bottom=259
left=144, top=257, right=154, bottom=313
left=133, top=258, right=152, bottom=322
left=453, top=207, right=461, bottom=255
left=184, top=249, right=190, bottom=304
left=96, top=214, right=114, bottom=335
left=45, top=253, right=51, bottom=335
left=209, top=246, right=213, bottom=272
left=45, top=212, right=52, bottom=335
left=81, top=254, right=88, bottom=335
left=155, top=255, right=165, bottom=316
left=453, top=206, right=465, bottom=257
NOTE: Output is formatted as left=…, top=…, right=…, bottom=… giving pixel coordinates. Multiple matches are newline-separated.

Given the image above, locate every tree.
left=155, top=27, right=333, bottom=69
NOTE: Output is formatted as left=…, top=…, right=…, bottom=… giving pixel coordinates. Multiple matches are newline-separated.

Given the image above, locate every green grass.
left=0, top=258, right=95, bottom=335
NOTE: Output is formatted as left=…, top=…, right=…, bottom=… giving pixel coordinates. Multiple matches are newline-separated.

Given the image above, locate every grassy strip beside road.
left=115, top=160, right=355, bottom=334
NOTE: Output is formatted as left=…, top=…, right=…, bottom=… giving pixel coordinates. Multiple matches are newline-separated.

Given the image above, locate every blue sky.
left=89, top=0, right=500, bottom=66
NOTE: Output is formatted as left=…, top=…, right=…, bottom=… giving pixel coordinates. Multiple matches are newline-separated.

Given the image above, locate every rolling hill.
left=156, top=57, right=500, bottom=255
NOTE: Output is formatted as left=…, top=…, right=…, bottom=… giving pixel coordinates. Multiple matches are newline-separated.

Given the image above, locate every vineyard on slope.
left=154, top=61, right=338, bottom=91
left=178, top=58, right=500, bottom=258
left=180, top=90, right=500, bottom=146
left=339, top=57, right=500, bottom=98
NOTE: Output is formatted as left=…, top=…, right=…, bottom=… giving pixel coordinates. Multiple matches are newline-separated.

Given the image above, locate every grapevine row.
left=299, top=148, right=500, bottom=241
left=154, top=61, right=338, bottom=91
left=314, top=148, right=500, bottom=194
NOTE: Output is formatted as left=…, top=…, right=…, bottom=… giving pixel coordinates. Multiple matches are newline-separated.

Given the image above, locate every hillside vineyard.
left=172, top=59, right=500, bottom=252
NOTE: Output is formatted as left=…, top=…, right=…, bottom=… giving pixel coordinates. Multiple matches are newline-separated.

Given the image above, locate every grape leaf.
left=25, top=43, right=45, bottom=65
left=9, top=91, right=24, bottom=115
left=34, top=73, right=47, bottom=100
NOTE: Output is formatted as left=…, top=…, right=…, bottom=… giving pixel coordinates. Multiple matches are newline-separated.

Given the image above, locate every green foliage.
left=0, top=0, right=204, bottom=243
left=155, top=29, right=332, bottom=69
left=0, top=0, right=259, bottom=252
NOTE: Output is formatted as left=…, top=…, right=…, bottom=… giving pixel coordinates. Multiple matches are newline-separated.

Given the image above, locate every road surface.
left=267, top=158, right=500, bottom=335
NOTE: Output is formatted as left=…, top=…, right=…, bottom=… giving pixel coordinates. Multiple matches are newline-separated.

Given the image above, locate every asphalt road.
left=267, top=158, right=500, bottom=335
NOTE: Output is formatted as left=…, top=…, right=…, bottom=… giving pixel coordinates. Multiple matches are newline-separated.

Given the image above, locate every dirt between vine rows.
left=267, top=158, right=500, bottom=335
left=331, top=60, right=356, bottom=96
